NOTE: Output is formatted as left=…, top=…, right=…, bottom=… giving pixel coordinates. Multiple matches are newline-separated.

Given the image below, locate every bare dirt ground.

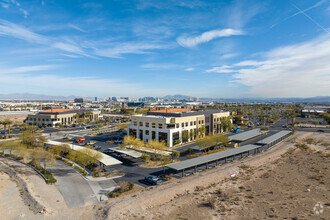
left=0, top=114, right=28, bottom=129
left=0, top=158, right=94, bottom=220
left=92, top=132, right=329, bottom=220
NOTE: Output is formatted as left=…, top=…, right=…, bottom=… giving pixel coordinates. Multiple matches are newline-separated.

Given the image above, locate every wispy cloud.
left=185, top=67, right=195, bottom=71
left=94, top=42, right=166, bottom=58
left=69, top=24, right=86, bottom=33
left=0, top=64, right=58, bottom=74
left=220, top=53, right=239, bottom=59
left=209, top=35, right=330, bottom=97
left=0, top=19, right=89, bottom=57
left=137, top=0, right=204, bottom=10
left=1, top=0, right=29, bottom=18
left=206, top=65, right=236, bottom=73
left=141, top=63, right=181, bottom=70
left=177, top=29, right=244, bottom=48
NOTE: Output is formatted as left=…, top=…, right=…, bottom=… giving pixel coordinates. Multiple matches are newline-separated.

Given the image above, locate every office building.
left=24, top=108, right=102, bottom=127
left=74, top=98, right=88, bottom=103
left=127, top=108, right=231, bottom=147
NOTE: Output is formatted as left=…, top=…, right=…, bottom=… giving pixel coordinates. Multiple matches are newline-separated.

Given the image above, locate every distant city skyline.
left=0, top=0, right=329, bottom=98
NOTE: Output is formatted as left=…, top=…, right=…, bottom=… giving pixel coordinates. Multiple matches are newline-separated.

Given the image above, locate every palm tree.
left=0, top=119, right=13, bottom=139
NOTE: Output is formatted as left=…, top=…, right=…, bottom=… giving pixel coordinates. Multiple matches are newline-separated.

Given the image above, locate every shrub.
left=205, top=198, right=216, bottom=209
left=186, top=148, right=194, bottom=154
left=28, top=160, right=57, bottom=184
left=260, top=172, right=271, bottom=178
left=239, top=164, right=251, bottom=170
left=141, top=153, right=150, bottom=161
left=215, top=188, right=222, bottom=195
left=195, top=185, right=205, bottom=191
left=73, top=165, right=87, bottom=176
left=294, top=142, right=309, bottom=150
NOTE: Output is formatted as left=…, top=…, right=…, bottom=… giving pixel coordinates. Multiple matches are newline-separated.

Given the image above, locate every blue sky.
left=0, top=0, right=329, bottom=98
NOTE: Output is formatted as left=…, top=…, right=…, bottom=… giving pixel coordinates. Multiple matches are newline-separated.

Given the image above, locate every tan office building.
left=127, top=109, right=231, bottom=147
left=24, top=108, right=102, bottom=127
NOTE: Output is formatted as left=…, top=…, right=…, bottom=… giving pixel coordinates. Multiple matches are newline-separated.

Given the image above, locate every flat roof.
left=150, top=108, right=192, bottom=113
left=40, top=108, right=75, bottom=113
left=229, top=129, right=267, bottom=142
left=110, top=147, right=143, bottom=158
left=46, top=140, right=122, bottom=166
left=166, top=144, right=260, bottom=171
left=256, top=130, right=291, bottom=145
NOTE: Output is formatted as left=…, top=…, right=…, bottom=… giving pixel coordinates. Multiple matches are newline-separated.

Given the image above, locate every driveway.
left=48, top=160, right=98, bottom=208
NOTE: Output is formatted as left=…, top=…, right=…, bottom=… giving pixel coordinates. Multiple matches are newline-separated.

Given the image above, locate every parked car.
left=76, top=137, right=85, bottom=143
left=114, top=139, right=123, bottom=144
left=103, top=149, right=114, bottom=154
left=317, top=129, right=325, bottom=132
left=144, top=175, right=162, bottom=185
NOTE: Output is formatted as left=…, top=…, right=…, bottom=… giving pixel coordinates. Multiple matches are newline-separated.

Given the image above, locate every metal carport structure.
left=229, top=128, right=268, bottom=143
left=166, top=144, right=262, bottom=176
left=256, top=130, right=291, bottom=150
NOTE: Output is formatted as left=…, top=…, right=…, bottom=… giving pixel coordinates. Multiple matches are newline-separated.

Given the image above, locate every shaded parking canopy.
left=229, top=128, right=267, bottom=142
left=256, top=130, right=291, bottom=145
left=46, top=140, right=122, bottom=166
left=166, top=144, right=260, bottom=171
left=110, top=147, right=143, bottom=158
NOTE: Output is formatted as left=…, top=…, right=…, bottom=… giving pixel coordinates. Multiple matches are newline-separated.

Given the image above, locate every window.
left=152, top=123, right=156, bottom=128
left=176, top=123, right=179, bottom=128
left=146, top=122, right=149, bottom=127
left=194, top=121, right=196, bottom=125
left=185, top=122, right=188, bottom=127
left=139, top=122, right=143, bottom=126
left=145, top=130, right=149, bottom=135
left=202, top=120, right=204, bottom=124
left=133, top=122, right=137, bottom=126
left=190, top=121, right=193, bottom=126
left=158, top=124, right=163, bottom=129
left=181, top=122, right=184, bottom=127
left=198, top=120, right=201, bottom=125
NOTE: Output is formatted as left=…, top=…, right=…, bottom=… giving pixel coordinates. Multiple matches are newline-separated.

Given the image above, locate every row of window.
left=133, top=120, right=204, bottom=129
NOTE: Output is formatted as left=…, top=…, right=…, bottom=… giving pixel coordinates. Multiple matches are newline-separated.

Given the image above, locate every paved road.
left=48, top=160, right=98, bottom=208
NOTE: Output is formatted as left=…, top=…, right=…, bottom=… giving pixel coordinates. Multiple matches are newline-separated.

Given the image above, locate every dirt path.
left=93, top=132, right=327, bottom=219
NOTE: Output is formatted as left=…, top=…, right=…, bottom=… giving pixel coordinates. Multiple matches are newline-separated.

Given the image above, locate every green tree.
left=29, top=148, right=55, bottom=174
left=182, top=130, right=189, bottom=143
left=0, top=140, right=20, bottom=155
left=312, top=120, right=319, bottom=126
left=121, top=135, right=144, bottom=149
left=189, top=129, right=195, bottom=140
left=171, top=150, right=180, bottom=161
left=50, top=144, right=71, bottom=157
left=198, top=125, right=206, bottom=138
left=146, top=140, right=166, bottom=150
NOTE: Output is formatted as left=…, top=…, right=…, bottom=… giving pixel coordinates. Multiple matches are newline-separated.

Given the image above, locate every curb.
left=0, top=156, right=47, bottom=183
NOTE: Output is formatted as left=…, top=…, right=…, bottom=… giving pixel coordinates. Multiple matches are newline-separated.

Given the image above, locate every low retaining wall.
left=0, top=156, right=47, bottom=183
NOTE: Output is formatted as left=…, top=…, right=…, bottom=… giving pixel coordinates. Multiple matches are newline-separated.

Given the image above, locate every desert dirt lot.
left=92, top=131, right=329, bottom=220
left=0, top=113, right=28, bottom=129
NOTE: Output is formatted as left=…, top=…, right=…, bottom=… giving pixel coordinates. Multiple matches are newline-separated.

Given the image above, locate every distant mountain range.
left=0, top=93, right=329, bottom=103
left=163, top=95, right=330, bottom=103
left=0, top=93, right=91, bottom=101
